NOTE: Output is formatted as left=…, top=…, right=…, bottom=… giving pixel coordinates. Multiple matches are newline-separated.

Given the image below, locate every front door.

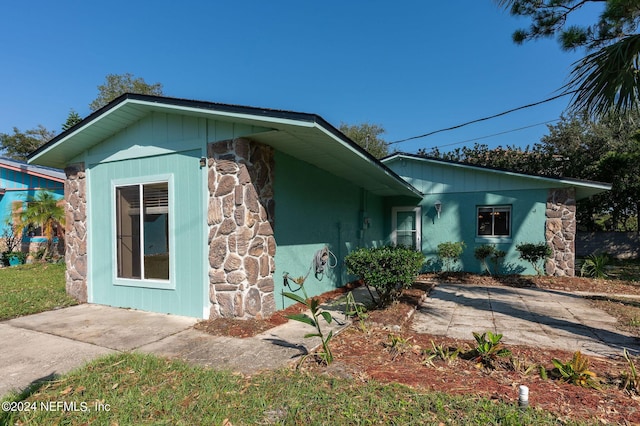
left=392, top=207, right=421, bottom=250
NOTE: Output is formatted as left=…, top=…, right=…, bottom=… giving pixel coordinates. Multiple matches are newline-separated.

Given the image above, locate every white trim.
left=391, top=206, right=422, bottom=250
left=111, top=174, right=175, bottom=290
left=476, top=205, right=512, bottom=238
left=382, top=154, right=612, bottom=191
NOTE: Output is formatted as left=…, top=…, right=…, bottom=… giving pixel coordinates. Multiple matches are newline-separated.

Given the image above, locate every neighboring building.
left=0, top=157, right=64, bottom=253
left=28, top=94, right=610, bottom=319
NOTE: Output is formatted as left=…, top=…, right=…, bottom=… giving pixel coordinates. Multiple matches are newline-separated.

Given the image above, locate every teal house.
left=0, top=157, right=65, bottom=250
left=381, top=154, right=610, bottom=276
left=28, top=94, right=609, bottom=319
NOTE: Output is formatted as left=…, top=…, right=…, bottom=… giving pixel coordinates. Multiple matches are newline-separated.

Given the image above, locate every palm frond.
left=565, top=34, right=640, bottom=117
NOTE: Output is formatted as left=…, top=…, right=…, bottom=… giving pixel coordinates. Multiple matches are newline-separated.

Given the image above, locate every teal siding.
left=274, top=151, right=386, bottom=309
left=88, top=150, right=206, bottom=317
left=82, top=112, right=273, bottom=317
left=386, top=158, right=555, bottom=194
left=384, top=157, right=551, bottom=275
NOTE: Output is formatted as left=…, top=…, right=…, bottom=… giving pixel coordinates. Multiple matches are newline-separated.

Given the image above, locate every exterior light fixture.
left=199, top=157, right=206, bottom=168
left=434, top=200, right=442, bottom=218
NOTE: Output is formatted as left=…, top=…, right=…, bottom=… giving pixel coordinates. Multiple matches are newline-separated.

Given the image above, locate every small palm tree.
left=16, top=191, right=65, bottom=259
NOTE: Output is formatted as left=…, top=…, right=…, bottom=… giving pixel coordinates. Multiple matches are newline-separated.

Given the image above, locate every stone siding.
left=207, top=138, right=276, bottom=319
left=545, top=188, right=576, bottom=277
left=64, top=163, right=88, bottom=302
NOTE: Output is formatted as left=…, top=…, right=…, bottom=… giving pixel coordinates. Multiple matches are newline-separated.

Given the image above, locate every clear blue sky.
left=1, top=1, right=600, bottom=155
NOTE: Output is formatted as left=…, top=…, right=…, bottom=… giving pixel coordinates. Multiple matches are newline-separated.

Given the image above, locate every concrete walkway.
left=2, top=284, right=639, bottom=397
left=412, top=284, right=640, bottom=358
left=0, top=299, right=353, bottom=397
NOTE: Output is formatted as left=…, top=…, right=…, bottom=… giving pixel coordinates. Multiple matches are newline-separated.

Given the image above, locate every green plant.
left=467, top=331, right=512, bottom=369
left=580, top=253, right=611, bottom=278
left=344, top=291, right=369, bottom=320
left=539, top=365, right=548, bottom=380
left=15, top=191, right=65, bottom=260
left=423, top=341, right=459, bottom=366
left=473, top=244, right=506, bottom=275
left=621, top=348, right=639, bottom=395
left=2, top=250, right=26, bottom=266
left=516, top=242, right=552, bottom=275
left=384, top=334, right=412, bottom=361
left=437, top=241, right=466, bottom=272
left=283, top=283, right=334, bottom=365
left=474, top=245, right=495, bottom=275
left=508, top=357, right=537, bottom=376
left=551, top=351, right=600, bottom=389
left=344, top=245, right=424, bottom=308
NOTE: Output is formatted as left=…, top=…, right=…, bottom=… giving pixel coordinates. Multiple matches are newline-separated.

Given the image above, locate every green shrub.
left=436, top=241, right=465, bottom=272
left=465, top=331, right=512, bottom=369
left=580, top=253, right=611, bottom=278
left=516, top=242, right=552, bottom=275
left=551, top=351, right=600, bottom=389
left=345, top=245, right=424, bottom=307
left=473, top=244, right=505, bottom=275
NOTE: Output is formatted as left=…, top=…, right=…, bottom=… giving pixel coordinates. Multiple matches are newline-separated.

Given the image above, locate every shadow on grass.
left=0, top=372, right=58, bottom=424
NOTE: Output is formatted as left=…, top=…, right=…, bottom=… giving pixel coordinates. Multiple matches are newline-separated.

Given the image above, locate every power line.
left=388, top=91, right=575, bottom=145
left=428, top=119, right=560, bottom=150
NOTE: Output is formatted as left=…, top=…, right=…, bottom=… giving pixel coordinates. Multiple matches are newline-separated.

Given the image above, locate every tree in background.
left=495, top=0, right=640, bottom=117
left=15, top=191, right=65, bottom=259
left=62, top=109, right=83, bottom=131
left=339, top=122, right=389, bottom=158
left=89, top=73, right=164, bottom=112
left=420, top=111, right=640, bottom=231
left=0, top=125, right=55, bottom=161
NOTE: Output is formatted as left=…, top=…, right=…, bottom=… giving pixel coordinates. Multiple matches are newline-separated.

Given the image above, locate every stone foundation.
left=64, top=163, right=88, bottom=302
left=207, top=138, right=276, bottom=319
left=545, top=188, right=576, bottom=277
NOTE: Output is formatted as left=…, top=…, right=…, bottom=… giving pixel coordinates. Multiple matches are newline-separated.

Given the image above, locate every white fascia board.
left=385, top=154, right=611, bottom=191
left=314, top=126, right=422, bottom=197
left=125, top=99, right=316, bottom=129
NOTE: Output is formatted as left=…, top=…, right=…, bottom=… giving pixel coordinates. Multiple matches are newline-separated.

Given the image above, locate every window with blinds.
left=116, top=182, right=169, bottom=280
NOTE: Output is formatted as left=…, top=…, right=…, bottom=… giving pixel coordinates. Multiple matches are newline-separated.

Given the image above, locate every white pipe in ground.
left=518, top=385, right=529, bottom=408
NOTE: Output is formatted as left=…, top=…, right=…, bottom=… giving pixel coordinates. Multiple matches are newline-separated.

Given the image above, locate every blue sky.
left=1, top=1, right=600, bottom=155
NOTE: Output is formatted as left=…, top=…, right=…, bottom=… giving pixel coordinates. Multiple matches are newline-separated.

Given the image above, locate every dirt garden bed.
left=196, top=274, right=640, bottom=423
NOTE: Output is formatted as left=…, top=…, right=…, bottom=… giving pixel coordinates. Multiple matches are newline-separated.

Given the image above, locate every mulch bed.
left=194, top=274, right=640, bottom=423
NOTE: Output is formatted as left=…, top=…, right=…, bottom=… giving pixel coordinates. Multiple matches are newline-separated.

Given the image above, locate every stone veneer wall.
left=64, top=163, right=88, bottom=301
left=207, top=138, right=276, bottom=319
left=545, top=188, right=576, bottom=277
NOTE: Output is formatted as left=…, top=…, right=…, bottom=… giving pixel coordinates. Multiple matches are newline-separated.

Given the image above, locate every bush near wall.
left=345, top=246, right=424, bottom=307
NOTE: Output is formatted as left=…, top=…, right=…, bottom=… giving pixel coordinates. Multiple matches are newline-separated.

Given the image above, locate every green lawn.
left=1, top=352, right=583, bottom=426
left=0, top=262, right=78, bottom=320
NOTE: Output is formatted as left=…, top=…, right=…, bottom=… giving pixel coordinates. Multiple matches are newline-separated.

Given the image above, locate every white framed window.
left=391, top=206, right=421, bottom=250
left=113, top=175, right=173, bottom=289
left=477, top=205, right=511, bottom=238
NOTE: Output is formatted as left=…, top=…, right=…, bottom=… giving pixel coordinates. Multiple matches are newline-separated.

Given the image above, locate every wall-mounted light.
left=199, top=157, right=206, bottom=168
left=434, top=200, right=442, bottom=218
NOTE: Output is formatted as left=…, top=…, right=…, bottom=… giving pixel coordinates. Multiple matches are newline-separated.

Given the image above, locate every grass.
left=1, top=352, right=586, bottom=426
left=0, top=262, right=78, bottom=320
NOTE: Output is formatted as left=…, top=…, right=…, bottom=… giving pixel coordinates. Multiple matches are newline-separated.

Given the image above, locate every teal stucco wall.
left=273, top=151, right=387, bottom=309
left=413, top=190, right=547, bottom=275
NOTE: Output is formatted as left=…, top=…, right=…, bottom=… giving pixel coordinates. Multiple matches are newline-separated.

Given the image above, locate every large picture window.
left=116, top=182, right=169, bottom=280
left=477, top=206, right=511, bottom=237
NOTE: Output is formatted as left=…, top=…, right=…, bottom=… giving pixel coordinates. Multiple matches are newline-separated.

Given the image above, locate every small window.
left=477, top=206, right=511, bottom=237
left=116, top=182, right=169, bottom=281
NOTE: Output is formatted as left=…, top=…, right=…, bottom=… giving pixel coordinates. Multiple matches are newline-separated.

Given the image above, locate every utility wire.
left=388, top=91, right=575, bottom=145
left=429, top=119, right=560, bottom=150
